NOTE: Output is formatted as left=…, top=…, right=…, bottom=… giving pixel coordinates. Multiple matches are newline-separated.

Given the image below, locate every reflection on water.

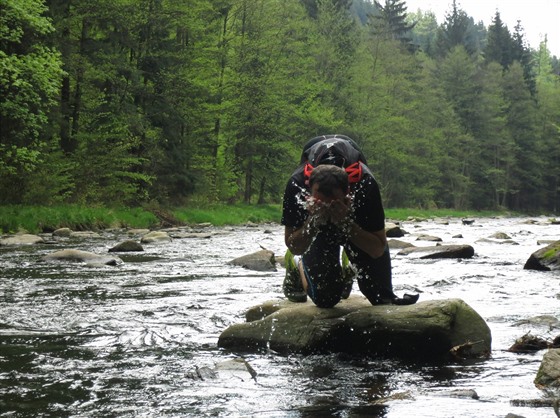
left=0, top=217, right=559, bottom=417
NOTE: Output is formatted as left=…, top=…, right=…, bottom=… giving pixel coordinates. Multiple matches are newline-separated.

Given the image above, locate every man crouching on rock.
left=281, top=135, right=419, bottom=308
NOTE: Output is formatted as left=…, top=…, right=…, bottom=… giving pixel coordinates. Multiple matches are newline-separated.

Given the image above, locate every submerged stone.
left=0, top=234, right=44, bottom=246
left=218, top=297, right=491, bottom=360
left=43, top=249, right=122, bottom=266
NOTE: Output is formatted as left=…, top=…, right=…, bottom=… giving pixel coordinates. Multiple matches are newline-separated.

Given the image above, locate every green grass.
left=385, top=208, right=513, bottom=221
left=173, top=204, right=281, bottom=226
left=0, top=204, right=518, bottom=234
left=0, top=205, right=159, bottom=233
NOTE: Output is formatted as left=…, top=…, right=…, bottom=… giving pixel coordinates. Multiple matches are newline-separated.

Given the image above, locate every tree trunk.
left=257, top=176, right=266, bottom=204
left=58, top=1, right=73, bottom=153
left=71, top=18, right=89, bottom=139
left=210, top=8, right=230, bottom=201
left=244, top=157, right=253, bottom=203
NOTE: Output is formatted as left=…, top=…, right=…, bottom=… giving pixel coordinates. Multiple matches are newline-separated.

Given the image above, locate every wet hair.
left=308, top=165, right=349, bottom=198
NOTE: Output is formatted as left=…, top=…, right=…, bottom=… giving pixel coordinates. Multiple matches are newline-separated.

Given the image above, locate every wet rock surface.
left=535, top=349, right=560, bottom=389
left=0, top=233, right=44, bottom=246
left=397, top=244, right=475, bottom=259
left=219, top=297, right=491, bottom=360
left=42, top=249, right=122, bottom=266
left=229, top=249, right=277, bottom=272
left=524, top=240, right=560, bottom=271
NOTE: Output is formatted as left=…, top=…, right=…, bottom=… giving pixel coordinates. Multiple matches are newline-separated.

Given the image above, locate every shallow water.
left=0, top=217, right=559, bottom=417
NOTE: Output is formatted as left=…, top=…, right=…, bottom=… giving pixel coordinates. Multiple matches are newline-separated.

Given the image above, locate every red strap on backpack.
left=303, top=162, right=363, bottom=185
left=345, top=162, right=362, bottom=184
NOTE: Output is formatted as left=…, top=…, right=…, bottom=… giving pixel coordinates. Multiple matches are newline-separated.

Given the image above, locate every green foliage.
left=69, top=118, right=154, bottom=205
left=371, top=0, right=415, bottom=47
left=407, top=10, right=438, bottom=55
left=485, top=11, right=512, bottom=67
left=434, top=0, right=482, bottom=57
left=0, top=205, right=158, bottom=233
left=0, top=0, right=558, bottom=213
left=0, top=0, right=63, bottom=192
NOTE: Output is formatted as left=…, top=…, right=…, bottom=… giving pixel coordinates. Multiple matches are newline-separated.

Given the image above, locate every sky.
left=403, top=0, right=560, bottom=57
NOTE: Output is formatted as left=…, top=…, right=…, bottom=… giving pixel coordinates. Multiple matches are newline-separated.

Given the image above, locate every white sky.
left=404, top=0, right=560, bottom=57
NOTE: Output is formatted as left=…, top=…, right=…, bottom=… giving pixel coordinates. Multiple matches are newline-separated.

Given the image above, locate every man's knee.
left=304, top=266, right=345, bottom=308
left=309, top=293, right=341, bottom=308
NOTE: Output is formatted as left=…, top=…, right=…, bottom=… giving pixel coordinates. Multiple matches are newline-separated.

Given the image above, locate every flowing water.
left=0, top=216, right=559, bottom=417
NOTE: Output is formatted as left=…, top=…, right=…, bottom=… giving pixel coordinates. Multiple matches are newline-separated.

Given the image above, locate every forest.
left=1, top=0, right=559, bottom=212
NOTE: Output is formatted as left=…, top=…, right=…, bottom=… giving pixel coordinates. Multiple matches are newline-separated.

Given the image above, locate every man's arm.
left=329, top=198, right=387, bottom=259
left=346, top=222, right=387, bottom=259
left=284, top=219, right=318, bottom=255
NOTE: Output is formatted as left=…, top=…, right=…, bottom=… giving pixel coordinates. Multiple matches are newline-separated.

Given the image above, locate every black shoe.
left=392, top=293, right=419, bottom=305
left=283, top=250, right=307, bottom=303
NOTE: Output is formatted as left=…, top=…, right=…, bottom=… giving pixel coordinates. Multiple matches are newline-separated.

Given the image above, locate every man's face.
left=310, top=183, right=346, bottom=204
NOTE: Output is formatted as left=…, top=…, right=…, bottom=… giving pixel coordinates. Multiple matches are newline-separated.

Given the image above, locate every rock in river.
left=524, top=240, right=560, bottom=271
left=109, top=240, right=144, bottom=252
left=229, top=249, right=277, bottom=272
left=0, top=234, right=44, bottom=246
left=397, top=244, right=475, bottom=259
left=534, top=348, right=560, bottom=389
left=218, top=297, right=491, bottom=360
left=43, top=249, right=122, bottom=266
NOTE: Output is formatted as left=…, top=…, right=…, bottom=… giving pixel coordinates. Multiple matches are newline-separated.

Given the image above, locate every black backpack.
left=300, top=135, right=368, bottom=184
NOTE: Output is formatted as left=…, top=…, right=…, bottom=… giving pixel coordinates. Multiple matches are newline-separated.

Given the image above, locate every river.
left=0, top=216, right=559, bottom=417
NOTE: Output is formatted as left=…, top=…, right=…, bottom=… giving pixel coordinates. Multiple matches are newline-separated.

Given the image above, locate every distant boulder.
left=70, top=231, right=102, bottom=239
left=388, top=239, right=415, bottom=250
left=43, top=249, right=122, bottom=266
left=524, top=240, right=560, bottom=271
left=140, top=231, right=171, bottom=243
left=0, top=234, right=44, bottom=246
left=127, top=228, right=150, bottom=236
left=229, top=249, right=276, bottom=272
left=489, top=232, right=511, bottom=240
left=53, top=228, right=72, bottom=237
left=397, top=244, right=475, bottom=259
left=109, top=240, right=144, bottom=252
left=415, top=234, right=442, bottom=242
left=385, top=222, right=405, bottom=238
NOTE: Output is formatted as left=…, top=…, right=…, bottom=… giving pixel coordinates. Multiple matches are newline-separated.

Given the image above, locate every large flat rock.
left=397, top=244, right=475, bottom=259
left=218, top=297, right=491, bottom=360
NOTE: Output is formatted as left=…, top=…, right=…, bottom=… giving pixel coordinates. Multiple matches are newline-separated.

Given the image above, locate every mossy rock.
left=524, top=241, right=560, bottom=271
left=218, top=297, right=491, bottom=361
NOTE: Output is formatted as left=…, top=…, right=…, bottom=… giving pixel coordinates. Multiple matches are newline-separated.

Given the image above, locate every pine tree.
left=408, top=10, right=438, bottom=55
left=371, top=0, right=415, bottom=46
left=434, top=0, right=480, bottom=57
left=501, top=62, right=541, bottom=210
left=511, top=20, right=536, bottom=95
left=484, top=11, right=513, bottom=68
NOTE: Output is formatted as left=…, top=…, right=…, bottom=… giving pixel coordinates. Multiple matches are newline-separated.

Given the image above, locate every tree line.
left=1, top=0, right=559, bottom=212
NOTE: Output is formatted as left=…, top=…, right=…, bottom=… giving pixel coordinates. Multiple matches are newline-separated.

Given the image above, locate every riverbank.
left=0, top=204, right=521, bottom=234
